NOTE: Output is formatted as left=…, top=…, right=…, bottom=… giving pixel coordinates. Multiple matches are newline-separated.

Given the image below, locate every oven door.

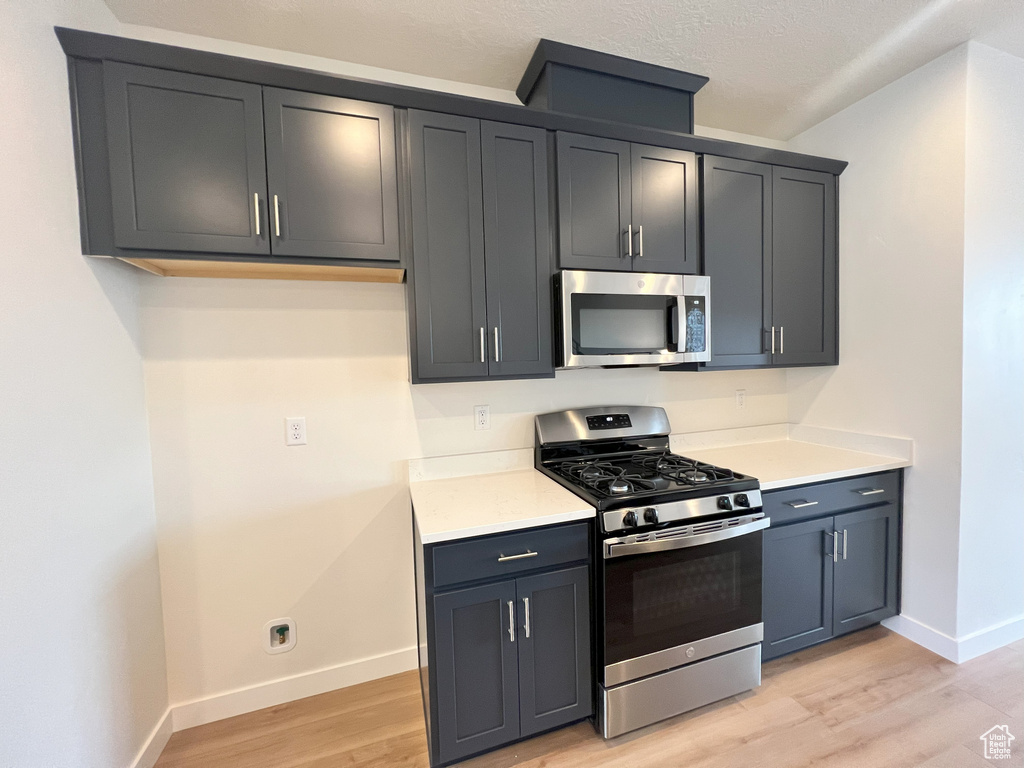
left=601, top=516, right=766, bottom=687
left=558, top=270, right=710, bottom=368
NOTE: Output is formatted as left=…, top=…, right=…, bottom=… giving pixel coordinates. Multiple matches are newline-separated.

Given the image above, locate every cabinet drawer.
left=763, top=471, right=900, bottom=526
left=432, top=522, right=590, bottom=589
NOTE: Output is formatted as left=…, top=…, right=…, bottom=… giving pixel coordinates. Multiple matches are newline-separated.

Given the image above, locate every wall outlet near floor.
left=264, top=618, right=296, bottom=654
left=285, top=417, right=307, bottom=445
left=735, top=389, right=747, bottom=409
left=474, top=405, right=491, bottom=431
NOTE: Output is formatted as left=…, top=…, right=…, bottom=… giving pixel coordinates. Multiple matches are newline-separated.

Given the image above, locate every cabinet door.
left=481, top=122, right=554, bottom=378
left=408, top=111, right=488, bottom=381
left=833, top=504, right=899, bottom=636
left=630, top=144, right=698, bottom=274
left=762, top=517, right=835, bottom=660
left=555, top=133, right=631, bottom=271
left=702, top=156, right=773, bottom=368
left=103, top=62, right=268, bottom=254
left=516, top=566, right=592, bottom=737
left=263, top=89, right=399, bottom=261
left=771, top=166, right=837, bottom=366
left=433, top=581, right=520, bottom=764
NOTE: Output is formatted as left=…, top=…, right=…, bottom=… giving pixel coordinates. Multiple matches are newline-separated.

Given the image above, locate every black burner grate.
left=558, top=460, right=660, bottom=496
left=631, top=451, right=737, bottom=485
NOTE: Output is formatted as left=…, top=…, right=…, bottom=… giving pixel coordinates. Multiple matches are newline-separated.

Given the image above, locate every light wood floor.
left=155, top=627, right=1024, bottom=767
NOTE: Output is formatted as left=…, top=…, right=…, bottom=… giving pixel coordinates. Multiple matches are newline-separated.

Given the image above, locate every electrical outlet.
left=285, top=417, right=306, bottom=445
left=474, top=405, right=490, bottom=431
left=735, top=389, right=746, bottom=409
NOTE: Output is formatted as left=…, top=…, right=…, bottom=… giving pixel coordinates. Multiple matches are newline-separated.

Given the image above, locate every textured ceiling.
left=102, top=0, right=1024, bottom=139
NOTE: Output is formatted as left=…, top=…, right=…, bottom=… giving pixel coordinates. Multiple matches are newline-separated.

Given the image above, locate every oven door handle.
left=604, top=517, right=771, bottom=559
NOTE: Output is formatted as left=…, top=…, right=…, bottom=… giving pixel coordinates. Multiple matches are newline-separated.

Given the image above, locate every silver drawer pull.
left=497, top=550, right=538, bottom=562
left=786, top=500, right=819, bottom=509
left=855, top=488, right=885, bottom=496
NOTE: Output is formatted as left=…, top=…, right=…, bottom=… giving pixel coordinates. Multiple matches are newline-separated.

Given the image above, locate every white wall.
left=786, top=47, right=970, bottom=640
left=0, top=3, right=169, bottom=768
left=141, top=277, right=786, bottom=712
left=958, top=43, right=1024, bottom=640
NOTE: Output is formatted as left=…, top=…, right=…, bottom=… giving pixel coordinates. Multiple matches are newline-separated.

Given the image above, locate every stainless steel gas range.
left=535, top=406, right=769, bottom=738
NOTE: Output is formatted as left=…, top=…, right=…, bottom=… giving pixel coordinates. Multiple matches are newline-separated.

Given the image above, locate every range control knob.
left=643, top=507, right=659, bottom=525
left=717, top=495, right=733, bottom=511
left=735, top=493, right=750, bottom=508
left=622, top=510, right=639, bottom=528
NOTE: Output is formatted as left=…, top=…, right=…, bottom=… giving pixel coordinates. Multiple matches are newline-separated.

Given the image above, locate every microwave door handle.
left=604, top=517, right=771, bottom=559
left=669, top=302, right=679, bottom=348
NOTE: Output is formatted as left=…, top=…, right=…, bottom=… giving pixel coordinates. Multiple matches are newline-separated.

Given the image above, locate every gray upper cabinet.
left=433, top=581, right=521, bottom=764
left=103, top=62, right=269, bottom=254
left=629, top=144, right=698, bottom=274
left=263, top=89, right=399, bottom=261
left=408, top=111, right=554, bottom=383
left=555, top=132, right=697, bottom=274
left=481, top=122, right=553, bottom=379
left=702, top=156, right=772, bottom=368
left=408, top=111, right=488, bottom=381
left=516, top=566, right=592, bottom=737
left=699, top=156, right=837, bottom=369
left=772, top=166, right=837, bottom=366
left=555, top=133, right=631, bottom=271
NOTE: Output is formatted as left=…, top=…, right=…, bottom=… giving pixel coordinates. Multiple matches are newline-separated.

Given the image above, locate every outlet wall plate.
left=285, top=417, right=307, bottom=446
left=263, top=617, right=296, bottom=654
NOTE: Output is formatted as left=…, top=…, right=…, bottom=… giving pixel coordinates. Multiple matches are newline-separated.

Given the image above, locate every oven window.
left=571, top=294, right=678, bottom=355
left=603, top=532, right=762, bottom=666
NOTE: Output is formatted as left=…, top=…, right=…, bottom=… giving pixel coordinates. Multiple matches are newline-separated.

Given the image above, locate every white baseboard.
left=956, top=615, right=1024, bottom=662
left=129, top=708, right=172, bottom=768
left=884, top=614, right=1024, bottom=663
left=171, top=645, right=418, bottom=731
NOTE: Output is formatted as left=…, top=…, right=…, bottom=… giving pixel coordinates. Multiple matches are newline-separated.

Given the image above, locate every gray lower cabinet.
left=416, top=522, right=592, bottom=766
left=103, top=62, right=269, bottom=255
left=555, top=132, right=697, bottom=274
left=263, top=88, right=399, bottom=261
left=762, top=471, right=902, bottom=661
left=407, top=111, right=553, bottom=383
left=699, top=155, right=837, bottom=369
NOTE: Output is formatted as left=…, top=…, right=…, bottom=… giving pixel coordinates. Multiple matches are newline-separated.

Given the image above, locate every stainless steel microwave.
left=557, top=270, right=711, bottom=368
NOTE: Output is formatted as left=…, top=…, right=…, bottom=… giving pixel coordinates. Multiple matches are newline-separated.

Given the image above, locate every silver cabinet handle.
left=493, top=327, right=500, bottom=362
left=273, top=194, right=281, bottom=237
left=497, top=550, right=537, bottom=562
left=785, top=500, right=819, bottom=509
left=637, top=224, right=644, bottom=258
left=523, top=597, right=531, bottom=639
left=479, top=327, right=485, bottom=363
left=507, top=600, right=515, bottom=643
left=780, top=325, right=784, bottom=354
left=771, top=326, right=776, bottom=355
left=826, top=531, right=838, bottom=562
left=842, top=529, right=848, bottom=560
left=856, top=488, right=885, bottom=496
left=626, top=224, right=633, bottom=258
left=253, top=193, right=261, bottom=236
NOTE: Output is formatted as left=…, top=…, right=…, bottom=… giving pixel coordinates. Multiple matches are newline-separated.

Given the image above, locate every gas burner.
left=631, top=452, right=737, bottom=486
left=558, top=460, right=660, bottom=497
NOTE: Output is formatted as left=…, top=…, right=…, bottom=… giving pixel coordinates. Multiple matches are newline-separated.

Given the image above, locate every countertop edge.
left=758, top=458, right=911, bottom=491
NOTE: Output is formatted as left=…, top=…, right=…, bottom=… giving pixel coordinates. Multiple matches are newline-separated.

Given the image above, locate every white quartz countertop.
left=411, top=469, right=595, bottom=544
left=680, top=439, right=911, bottom=490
